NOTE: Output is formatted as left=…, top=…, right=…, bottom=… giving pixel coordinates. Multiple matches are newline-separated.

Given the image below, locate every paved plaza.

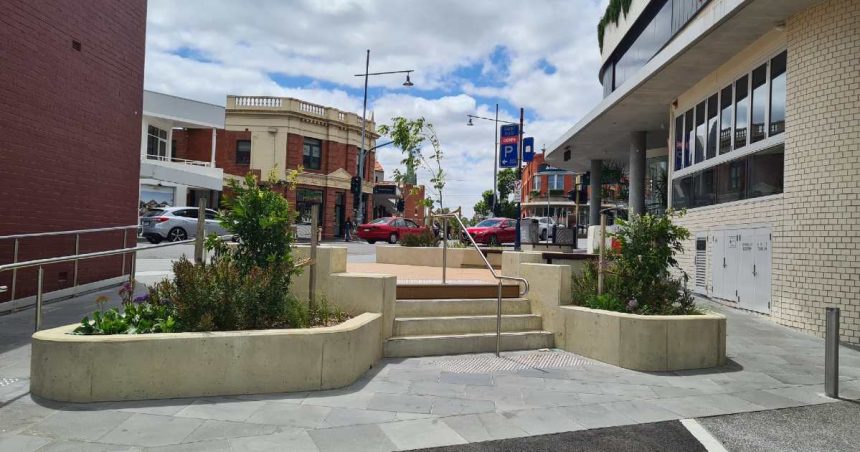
left=2, top=275, right=860, bottom=451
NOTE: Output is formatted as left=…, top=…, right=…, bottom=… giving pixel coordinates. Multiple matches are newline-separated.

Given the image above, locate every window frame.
left=303, top=137, right=322, bottom=170
left=235, top=140, right=251, bottom=165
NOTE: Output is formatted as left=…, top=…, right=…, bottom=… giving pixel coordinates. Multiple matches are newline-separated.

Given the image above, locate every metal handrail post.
left=442, top=217, right=448, bottom=284
left=496, top=279, right=502, bottom=357
left=35, top=266, right=44, bottom=331
left=121, top=229, right=127, bottom=275
left=73, top=233, right=80, bottom=287
left=10, top=239, right=18, bottom=301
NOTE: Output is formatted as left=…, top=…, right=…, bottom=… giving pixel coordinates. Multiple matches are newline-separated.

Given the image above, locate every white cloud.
left=145, top=0, right=608, bottom=217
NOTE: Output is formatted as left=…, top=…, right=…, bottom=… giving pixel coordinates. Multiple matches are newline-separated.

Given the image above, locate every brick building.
left=0, top=0, right=146, bottom=304
left=520, top=153, right=579, bottom=223
left=545, top=0, right=860, bottom=343
left=219, top=96, right=378, bottom=239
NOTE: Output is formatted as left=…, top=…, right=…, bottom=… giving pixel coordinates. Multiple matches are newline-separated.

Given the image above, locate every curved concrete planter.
left=558, top=306, right=726, bottom=371
left=31, top=313, right=382, bottom=402
left=376, top=246, right=501, bottom=268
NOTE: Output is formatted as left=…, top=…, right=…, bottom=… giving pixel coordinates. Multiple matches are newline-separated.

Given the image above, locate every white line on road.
left=680, top=418, right=729, bottom=452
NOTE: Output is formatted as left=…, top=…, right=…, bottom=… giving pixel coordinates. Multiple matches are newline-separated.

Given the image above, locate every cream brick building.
left=546, top=0, right=860, bottom=343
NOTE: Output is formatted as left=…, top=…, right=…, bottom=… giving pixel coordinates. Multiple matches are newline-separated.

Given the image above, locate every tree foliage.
left=378, top=117, right=447, bottom=210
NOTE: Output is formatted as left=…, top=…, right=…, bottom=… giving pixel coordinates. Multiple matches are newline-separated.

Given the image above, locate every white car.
left=140, top=207, right=229, bottom=243
left=529, top=217, right=556, bottom=241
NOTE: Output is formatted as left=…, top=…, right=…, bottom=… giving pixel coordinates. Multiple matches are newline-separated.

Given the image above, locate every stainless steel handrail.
left=431, top=209, right=529, bottom=357
left=0, top=234, right=233, bottom=332
left=0, top=225, right=138, bottom=302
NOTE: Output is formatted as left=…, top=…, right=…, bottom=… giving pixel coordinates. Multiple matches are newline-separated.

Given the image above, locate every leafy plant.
left=570, top=211, right=697, bottom=315
left=400, top=229, right=440, bottom=247
left=74, top=285, right=178, bottom=335
left=378, top=117, right=448, bottom=211
left=597, top=0, right=633, bottom=51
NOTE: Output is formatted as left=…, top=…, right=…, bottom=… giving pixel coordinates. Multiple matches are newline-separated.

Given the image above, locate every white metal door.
left=711, top=231, right=726, bottom=298
left=750, top=231, right=772, bottom=313
left=736, top=232, right=757, bottom=309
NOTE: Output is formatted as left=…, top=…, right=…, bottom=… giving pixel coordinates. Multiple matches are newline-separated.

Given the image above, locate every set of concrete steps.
left=383, top=283, right=554, bottom=358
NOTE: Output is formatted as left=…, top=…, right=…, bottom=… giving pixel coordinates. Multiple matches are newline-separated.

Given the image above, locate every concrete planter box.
left=557, top=306, right=726, bottom=371
left=31, top=313, right=382, bottom=403
left=376, top=246, right=501, bottom=268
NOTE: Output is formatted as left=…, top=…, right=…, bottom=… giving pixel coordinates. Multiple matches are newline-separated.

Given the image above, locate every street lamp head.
left=403, top=73, right=414, bottom=87
left=466, top=117, right=474, bottom=126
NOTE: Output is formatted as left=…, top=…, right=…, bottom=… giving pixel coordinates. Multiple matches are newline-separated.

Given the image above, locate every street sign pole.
left=515, top=108, right=523, bottom=251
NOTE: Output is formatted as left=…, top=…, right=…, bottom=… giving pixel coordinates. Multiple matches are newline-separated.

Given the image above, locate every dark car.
left=357, top=217, right=426, bottom=244
left=462, top=218, right=517, bottom=246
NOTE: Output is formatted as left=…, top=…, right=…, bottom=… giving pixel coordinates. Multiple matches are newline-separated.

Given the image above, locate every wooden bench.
left=540, top=252, right=597, bottom=264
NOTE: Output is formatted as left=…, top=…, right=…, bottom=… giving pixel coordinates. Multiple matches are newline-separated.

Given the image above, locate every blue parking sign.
left=499, top=124, right=519, bottom=168
left=522, top=137, right=535, bottom=162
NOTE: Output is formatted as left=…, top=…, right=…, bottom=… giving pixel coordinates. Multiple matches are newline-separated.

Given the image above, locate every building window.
left=719, top=85, right=733, bottom=154
left=734, top=74, right=749, bottom=149
left=706, top=93, right=718, bottom=160
left=672, top=144, right=783, bottom=209
left=235, top=140, right=251, bottom=164
left=303, top=138, right=322, bottom=170
left=694, top=101, right=706, bottom=164
left=674, top=115, right=684, bottom=170
left=146, top=125, right=168, bottom=160
left=548, top=174, right=564, bottom=191
left=750, top=64, right=768, bottom=144
left=533, top=175, right=542, bottom=192
left=684, top=109, right=694, bottom=167
left=769, top=51, right=786, bottom=136
left=296, top=189, right=324, bottom=225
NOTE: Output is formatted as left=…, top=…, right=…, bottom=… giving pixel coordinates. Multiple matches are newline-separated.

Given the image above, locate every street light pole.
left=514, top=108, right=524, bottom=251
left=493, top=103, right=499, bottom=215
left=354, top=50, right=414, bottom=225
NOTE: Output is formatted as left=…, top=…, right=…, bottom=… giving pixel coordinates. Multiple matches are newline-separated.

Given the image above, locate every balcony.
left=227, top=96, right=374, bottom=132
left=140, top=155, right=223, bottom=191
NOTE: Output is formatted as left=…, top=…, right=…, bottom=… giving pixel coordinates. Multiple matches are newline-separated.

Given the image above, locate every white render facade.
left=547, top=0, right=860, bottom=343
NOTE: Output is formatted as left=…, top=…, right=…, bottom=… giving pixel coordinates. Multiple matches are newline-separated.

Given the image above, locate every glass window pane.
left=734, top=75, right=749, bottom=149
left=706, top=94, right=718, bottom=159
left=672, top=176, right=692, bottom=209
left=748, top=144, right=784, bottom=198
left=716, top=158, right=747, bottom=203
left=719, top=85, right=733, bottom=154
left=750, top=64, right=767, bottom=143
left=674, top=115, right=684, bottom=171
left=684, top=109, right=694, bottom=167
left=695, top=101, right=706, bottom=163
left=693, top=168, right=716, bottom=208
left=770, top=51, right=786, bottom=136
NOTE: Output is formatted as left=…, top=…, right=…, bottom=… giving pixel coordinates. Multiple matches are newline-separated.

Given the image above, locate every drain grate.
left=0, top=377, right=20, bottom=387
left=438, top=351, right=591, bottom=374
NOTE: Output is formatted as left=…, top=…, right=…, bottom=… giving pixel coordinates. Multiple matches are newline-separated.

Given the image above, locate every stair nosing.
left=394, top=314, right=541, bottom=321
left=386, top=331, right=553, bottom=340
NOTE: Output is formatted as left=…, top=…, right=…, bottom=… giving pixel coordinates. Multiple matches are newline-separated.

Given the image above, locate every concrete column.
left=628, top=131, right=647, bottom=215
left=210, top=128, right=217, bottom=166
left=589, top=159, right=602, bottom=227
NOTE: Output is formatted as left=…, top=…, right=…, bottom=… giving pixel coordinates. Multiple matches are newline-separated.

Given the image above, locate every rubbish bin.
left=520, top=218, right=539, bottom=244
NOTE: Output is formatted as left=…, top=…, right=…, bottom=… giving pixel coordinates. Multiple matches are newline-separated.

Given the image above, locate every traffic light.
left=581, top=171, right=590, bottom=187
left=395, top=199, right=405, bottom=212
left=350, top=176, right=361, bottom=194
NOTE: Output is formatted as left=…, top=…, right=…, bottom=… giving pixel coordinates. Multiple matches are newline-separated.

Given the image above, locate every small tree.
left=378, top=117, right=447, bottom=211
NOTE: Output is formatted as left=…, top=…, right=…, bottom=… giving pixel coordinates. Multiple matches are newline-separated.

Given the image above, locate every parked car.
left=357, top=217, right=426, bottom=244
left=525, top=216, right=556, bottom=241
left=462, top=218, right=517, bottom=246
left=139, top=207, right=229, bottom=244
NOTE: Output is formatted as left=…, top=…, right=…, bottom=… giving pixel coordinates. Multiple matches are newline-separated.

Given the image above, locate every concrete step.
left=393, top=314, right=543, bottom=336
left=397, top=283, right=519, bottom=300
left=395, top=298, right=532, bottom=317
left=383, top=331, right=555, bottom=358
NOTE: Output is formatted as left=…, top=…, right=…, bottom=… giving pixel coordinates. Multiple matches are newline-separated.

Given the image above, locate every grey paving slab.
left=144, top=439, right=229, bottom=452
left=518, top=387, right=583, bottom=408
left=301, top=389, right=374, bottom=409
left=174, top=398, right=266, bottom=422
left=111, top=399, right=197, bottom=417
left=244, top=403, right=331, bottom=429
left=651, top=393, right=764, bottom=418
left=763, top=385, right=836, bottom=405
left=0, top=398, right=62, bottom=434
left=730, top=389, right=809, bottom=410
left=181, top=419, right=282, bottom=443
left=379, top=418, right=468, bottom=450
left=598, top=400, right=682, bottom=424
left=438, top=372, right=493, bottom=386
left=322, top=407, right=397, bottom=428
left=25, top=409, right=133, bottom=442
left=308, top=424, right=395, bottom=452
left=410, top=381, right=467, bottom=398
left=559, top=403, right=639, bottom=429
left=367, top=393, right=433, bottom=414
left=429, top=396, right=496, bottom=416
left=0, top=433, right=52, bottom=452
left=500, top=407, right=584, bottom=436
left=230, top=430, right=319, bottom=452
left=441, top=413, right=529, bottom=442
left=97, top=413, right=203, bottom=447
left=349, top=379, right=411, bottom=394
left=39, top=440, right=143, bottom=451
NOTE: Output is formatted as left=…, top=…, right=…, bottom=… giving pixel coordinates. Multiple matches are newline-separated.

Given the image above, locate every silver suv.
left=140, top=207, right=229, bottom=244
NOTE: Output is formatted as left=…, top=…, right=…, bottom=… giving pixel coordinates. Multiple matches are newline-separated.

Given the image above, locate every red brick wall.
left=0, top=0, right=146, bottom=303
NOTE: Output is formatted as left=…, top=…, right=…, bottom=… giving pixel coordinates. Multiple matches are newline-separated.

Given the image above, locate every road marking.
left=680, top=418, right=728, bottom=452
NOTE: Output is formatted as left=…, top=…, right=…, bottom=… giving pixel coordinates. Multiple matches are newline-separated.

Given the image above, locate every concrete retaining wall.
left=376, top=246, right=501, bottom=268
left=31, top=313, right=383, bottom=403
left=557, top=306, right=726, bottom=371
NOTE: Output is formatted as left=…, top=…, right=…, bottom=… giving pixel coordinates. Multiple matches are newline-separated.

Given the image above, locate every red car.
left=463, top=218, right=517, bottom=246
left=357, top=217, right=426, bottom=244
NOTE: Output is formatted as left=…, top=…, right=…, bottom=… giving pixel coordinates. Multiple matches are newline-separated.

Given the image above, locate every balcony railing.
left=227, top=96, right=373, bottom=131
left=145, top=155, right=212, bottom=167
left=234, top=96, right=282, bottom=108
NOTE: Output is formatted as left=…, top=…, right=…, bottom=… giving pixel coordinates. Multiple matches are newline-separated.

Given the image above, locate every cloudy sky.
left=145, top=0, right=608, bottom=217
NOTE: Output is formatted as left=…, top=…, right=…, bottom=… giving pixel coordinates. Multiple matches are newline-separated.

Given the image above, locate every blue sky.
left=146, top=0, right=607, bottom=217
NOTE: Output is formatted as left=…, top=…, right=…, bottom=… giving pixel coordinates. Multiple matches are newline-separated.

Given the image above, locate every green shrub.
left=73, top=283, right=178, bottom=335
left=400, top=229, right=440, bottom=247
left=570, top=211, right=697, bottom=315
